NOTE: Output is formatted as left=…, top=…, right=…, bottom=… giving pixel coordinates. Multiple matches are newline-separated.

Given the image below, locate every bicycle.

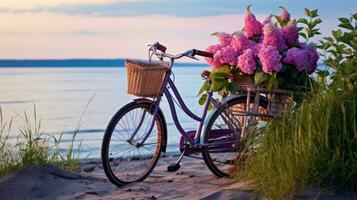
left=101, top=42, right=274, bottom=186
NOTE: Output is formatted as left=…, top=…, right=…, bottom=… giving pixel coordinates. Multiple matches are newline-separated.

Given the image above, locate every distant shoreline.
left=0, top=59, right=208, bottom=67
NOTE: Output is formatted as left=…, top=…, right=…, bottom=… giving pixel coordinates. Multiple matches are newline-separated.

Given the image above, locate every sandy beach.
left=0, top=154, right=258, bottom=200
left=0, top=154, right=356, bottom=200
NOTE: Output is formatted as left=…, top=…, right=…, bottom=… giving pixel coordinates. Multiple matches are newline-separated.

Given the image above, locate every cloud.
left=0, top=1, right=353, bottom=59
left=0, top=0, right=148, bottom=10
left=0, top=12, right=248, bottom=59
left=0, top=0, right=356, bottom=17
left=0, top=10, right=342, bottom=60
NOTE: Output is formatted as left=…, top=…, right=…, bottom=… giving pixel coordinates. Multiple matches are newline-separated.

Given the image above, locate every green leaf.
left=316, top=69, right=329, bottom=78
left=297, top=18, right=309, bottom=25
left=211, top=80, right=227, bottom=91
left=254, top=72, right=269, bottom=84
left=214, top=72, right=228, bottom=80
left=198, top=94, right=207, bottom=105
left=310, top=9, right=319, bottom=18
left=266, top=73, right=278, bottom=90
left=313, top=18, right=322, bottom=25
left=197, top=80, right=210, bottom=96
left=339, top=23, right=354, bottom=30
left=338, top=18, right=354, bottom=30
left=338, top=17, right=350, bottom=24
left=299, top=32, right=307, bottom=39
left=323, top=36, right=334, bottom=44
left=211, top=65, right=230, bottom=73
left=332, top=29, right=342, bottom=40
left=227, top=82, right=238, bottom=93
left=304, top=8, right=311, bottom=17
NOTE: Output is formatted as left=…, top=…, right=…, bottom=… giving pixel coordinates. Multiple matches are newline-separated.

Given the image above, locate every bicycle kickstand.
left=167, top=147, right=187, bottom=172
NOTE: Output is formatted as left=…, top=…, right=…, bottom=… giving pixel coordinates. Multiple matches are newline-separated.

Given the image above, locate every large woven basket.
left=125, top=59, right=169, bottom=97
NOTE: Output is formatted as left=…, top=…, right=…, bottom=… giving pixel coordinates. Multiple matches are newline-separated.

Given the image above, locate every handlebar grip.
left=193, top=49, right=214, bottom=58
left=156, top=42, right=167, bottom=53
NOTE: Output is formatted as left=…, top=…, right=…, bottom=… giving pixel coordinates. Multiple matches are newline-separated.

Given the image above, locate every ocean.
left=0, top=66, right=210, bottom=158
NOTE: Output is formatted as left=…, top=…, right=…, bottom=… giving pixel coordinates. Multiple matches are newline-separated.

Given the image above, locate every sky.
left=0, top=0, right=356, bottom=59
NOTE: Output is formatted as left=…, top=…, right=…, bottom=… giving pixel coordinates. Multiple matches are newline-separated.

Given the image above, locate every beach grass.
left=236, top=86, right=357, bottom=199
left=0, top=105, right=81, bottom=177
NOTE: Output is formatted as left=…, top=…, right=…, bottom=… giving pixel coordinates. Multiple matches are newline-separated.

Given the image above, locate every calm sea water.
left=0, top=66, right=209, bottom=158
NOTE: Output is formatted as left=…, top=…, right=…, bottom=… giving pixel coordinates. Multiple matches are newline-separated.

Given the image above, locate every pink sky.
left=0, top=0, right=348, bottom=59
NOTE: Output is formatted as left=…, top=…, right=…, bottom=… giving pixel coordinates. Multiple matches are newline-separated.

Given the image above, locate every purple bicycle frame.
left=136, top=66, right=220, bottom=147
left=137, top=59, right=241, bottom=153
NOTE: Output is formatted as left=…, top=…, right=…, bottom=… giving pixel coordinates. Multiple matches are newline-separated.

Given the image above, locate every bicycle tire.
left=101, top=101, right=165, bottom=186
left=201, top=95, right=268, bottom=177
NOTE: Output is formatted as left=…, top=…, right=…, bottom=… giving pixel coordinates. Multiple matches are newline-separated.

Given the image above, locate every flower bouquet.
left=199, top=6, right=321, bottom=105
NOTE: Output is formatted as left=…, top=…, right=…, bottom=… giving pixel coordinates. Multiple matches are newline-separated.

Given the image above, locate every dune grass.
left=0, top=105, right=81, bottom=177
left=236, top=86, right=357, bottom=199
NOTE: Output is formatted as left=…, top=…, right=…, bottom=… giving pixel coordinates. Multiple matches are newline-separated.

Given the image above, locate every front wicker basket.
left=125, top=59, right=169, bottom=97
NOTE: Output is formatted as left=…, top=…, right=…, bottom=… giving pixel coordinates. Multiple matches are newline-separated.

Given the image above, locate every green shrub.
left=237, top=87, right=356, bottom=199
left=0, top=105, right=81, bottom=177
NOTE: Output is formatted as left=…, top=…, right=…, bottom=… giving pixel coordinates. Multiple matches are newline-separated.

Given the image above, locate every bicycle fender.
left=133, top=98, right=168, bottom=153
left=199, top=94, right=246, bottom=144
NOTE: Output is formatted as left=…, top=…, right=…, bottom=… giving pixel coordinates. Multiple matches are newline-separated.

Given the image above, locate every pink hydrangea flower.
left=282, top=21, right=299, bottom=46
left=209, top=51, right=223, bottom=68
left=283, top=44, right=319, bottom=73
left=304, top=44, right=319, bottom=73
left=283, top=48, right=306, bottom=71
left=244, top=5, right=263, bottom=38
left=258, top=45, right=282, bottom=73
left=231, top=31, right=256, bottom=53
left=205, top=44, right=222, bottom=68
left=205, top=44, right=221, bottom=53
left=213, top=32, right=233, bottom=47
left=262, top=23, right=287, bottom=51
left=251, top=43, right=262, bottom=57
left=237, top=49, right=256, bottom=75
left=219, top=46, right=238, bottom=66
left=280, top=7, right=290, bottom=22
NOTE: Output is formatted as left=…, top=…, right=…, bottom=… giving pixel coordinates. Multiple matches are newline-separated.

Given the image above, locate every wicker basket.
left=125, top=59, right=169, bottom=97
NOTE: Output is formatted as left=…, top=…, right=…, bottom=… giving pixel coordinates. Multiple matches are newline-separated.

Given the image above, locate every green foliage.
left=254, top=71, right=268, bottom=84
left=0, top=106, right=81, bottom=177
left=236, top=12, right=357, bottom=199
left=237, top=87, right=357, bottom=199
left=198, top=65, right=238, bottom=103
left=297, top=8, right=322, bottom=42
left=318, top=13, right=357, bottom=90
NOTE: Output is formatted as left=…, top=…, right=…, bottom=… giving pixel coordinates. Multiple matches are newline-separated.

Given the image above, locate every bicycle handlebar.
left=192, top=49, right=214, bottom=58
left=149, top=42, right=214, bottom=62
left=156, top=42, right=167, bottom=53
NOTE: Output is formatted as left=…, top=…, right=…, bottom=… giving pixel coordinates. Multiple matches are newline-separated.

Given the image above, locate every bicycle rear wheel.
left=201, top=96, right=268, bottom=177
left=101, top=101, right=164, bottom=186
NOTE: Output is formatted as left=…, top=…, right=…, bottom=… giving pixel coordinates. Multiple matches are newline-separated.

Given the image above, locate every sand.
left=0, top=154, right=356, bottom=200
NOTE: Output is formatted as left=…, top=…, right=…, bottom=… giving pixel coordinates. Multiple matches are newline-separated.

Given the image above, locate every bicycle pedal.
left=167, top=163, right=180, bottom=172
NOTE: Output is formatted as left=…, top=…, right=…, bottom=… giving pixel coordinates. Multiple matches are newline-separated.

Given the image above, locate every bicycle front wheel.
left=201, top=96, right=268, bottom=177
left=101, top=101, right=164, bottom=186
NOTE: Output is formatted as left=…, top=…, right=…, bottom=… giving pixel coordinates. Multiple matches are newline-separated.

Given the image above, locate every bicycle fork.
left=131, top=98, right=161, bottom=147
